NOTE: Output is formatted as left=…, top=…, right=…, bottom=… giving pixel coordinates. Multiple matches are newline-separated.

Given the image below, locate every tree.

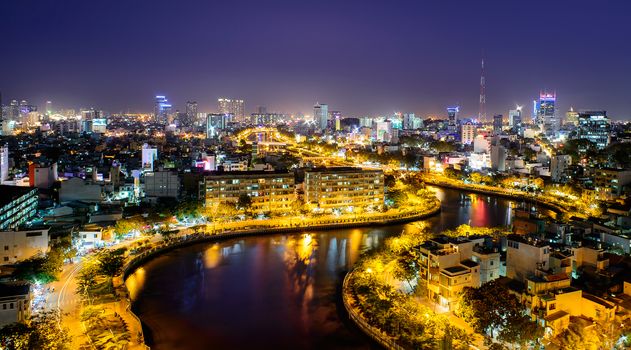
left=114, top=217, right=145, bottom=238
left=174, top=200, right=203, bottom=222
left=0, top=323, right=30, bottom=349
left=97, top=248, right=126, bottom=277
left=470, top=172, right=482, bottom=184
left=458, top=280, right=542, bottom=347
left=444, top=167, right=461, bottom=179
left=0, top=311, right=71, bottom=350
left=77, top=261, right=99, bottom=295
left=532, top=177, right=544, bottom=189
left=237, top=193, right=253, bottom=213
left=386, top=189, right=407, bottom=208
left=384, top=174, right=396, bottom=189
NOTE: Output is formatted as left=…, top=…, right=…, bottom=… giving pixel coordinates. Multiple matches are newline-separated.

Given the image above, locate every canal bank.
left=422, top=178, right=570, bottom=215
left=125, top=187, right=547, bottom=350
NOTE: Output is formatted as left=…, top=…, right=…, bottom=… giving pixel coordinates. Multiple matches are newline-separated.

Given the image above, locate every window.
left=3, top=246, right=7, bottom=251
left=3, top=257, right=8, bottom=262
left=549, top=303, right=556, bottom=311
left=9, top=303, right=13, bottom=309
left=2, top=304, right=5, bottom=310
left=490, top=260, right=494, bottom=266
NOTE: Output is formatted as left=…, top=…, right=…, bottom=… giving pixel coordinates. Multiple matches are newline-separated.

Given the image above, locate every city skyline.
left=1, top=0, right=630, bottom=119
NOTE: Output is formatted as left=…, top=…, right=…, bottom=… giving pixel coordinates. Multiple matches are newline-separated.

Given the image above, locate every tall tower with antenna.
left=479, top=56, right=486, bottom=121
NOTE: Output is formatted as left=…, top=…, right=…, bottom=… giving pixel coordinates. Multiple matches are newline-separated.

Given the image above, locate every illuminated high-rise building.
left=537, top=91, right=558, bottom=137
left=45, top=101, right=53, bottom=115
left=493, top=114, right=503, bottom=133
left=314, top=103, right=328, bottom=132
left=403, top=113, right=422, bottom=130
left=461, top=120, right=476, bottom=145
left=206, top=113, right=232, bottom=138
left=154, top=95, right=172, bottom=124
left=181, top=101, right=197, bottom=127
left=329, top=111, right=342, bottom=131
left=576, top=111, right=610, bottom=149
left=141, top=143, right=158, bottom=171
left=509, top=106, right=523, bottom=135
left=447, top=106, right=459, bottom=132
left=565, top=107, right=579, bottom=127
left=217, top=98, right=244, bottom=120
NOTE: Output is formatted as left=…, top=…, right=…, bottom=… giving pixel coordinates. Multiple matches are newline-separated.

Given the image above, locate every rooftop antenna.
left=479, top=52, right=486, bottom=122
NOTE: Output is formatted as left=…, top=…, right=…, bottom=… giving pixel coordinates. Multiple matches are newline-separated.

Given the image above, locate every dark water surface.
left=126, top=187, right=550, bottom=349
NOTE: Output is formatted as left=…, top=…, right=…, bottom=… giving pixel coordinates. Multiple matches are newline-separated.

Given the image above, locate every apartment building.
left=506, top=234, right=551, bottom=283
left=418, top=236, right=487, bottom=310
left=304, top=167, right=384, bottom=212
left=204, top=170, right=295, bottom=215
left=0, top=186, right=38, bottom=231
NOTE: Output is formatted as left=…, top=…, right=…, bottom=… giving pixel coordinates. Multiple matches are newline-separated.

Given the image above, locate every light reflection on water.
left=127, top=186, right=553, bottom=349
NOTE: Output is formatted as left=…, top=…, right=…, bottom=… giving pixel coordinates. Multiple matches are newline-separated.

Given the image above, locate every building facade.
left=576, top=111, right=610, bottom=149
left=304, top=167, right=384, bottom=212
left=0, top=227, right=49, bottom=264
left=217, top=98, right=244, bottom=121
left=0, top=186, right=38, bottom=231
left=144, top=171, right=180, bottom=198
left=0, top=283, right=31, bottom=327
left=204, top=171, right=295, bottom=215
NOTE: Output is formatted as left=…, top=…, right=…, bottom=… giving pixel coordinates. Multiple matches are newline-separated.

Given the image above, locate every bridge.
left=236, top=127, right=289, bottom=145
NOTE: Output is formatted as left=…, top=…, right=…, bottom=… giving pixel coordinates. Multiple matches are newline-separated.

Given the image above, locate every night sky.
left=1, top=0, right=630, bottom=119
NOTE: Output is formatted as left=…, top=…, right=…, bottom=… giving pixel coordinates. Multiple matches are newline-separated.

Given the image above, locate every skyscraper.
left=537, top=91, right=558, bottom=137
left=479, top=58, right=486, bottom=121
left=314, top=103, right=328, bottom=132
left=183, top=101, right=198, bottom=127
left=447, top=106, right=459, bottom=132
left=509, top=106, right=523, bottom=135
left=330, top=111, right=342, bottom=131
left=154, top=95, right=172, bottom=124
left=565, top=107, right=579, bottom=127
left=493, top=114, right=503, bottom=134
left=461, top=120, right=476, bottom=145
left=576, top=111, right=610, bottom=149
left=218, top=98, right=245, bottom=120
left=141, top=143, right=158, bottom=171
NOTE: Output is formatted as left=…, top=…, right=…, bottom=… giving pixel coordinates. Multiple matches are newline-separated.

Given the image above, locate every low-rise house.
left=0, top=283, right=31, bottom=327
left=0, top=227, right=49, bottom=264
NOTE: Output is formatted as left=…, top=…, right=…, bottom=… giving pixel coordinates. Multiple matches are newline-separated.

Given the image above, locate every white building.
left=141, top=144, right=158, bottom=171
left=314, top=103, right=329, bottom=132
left=0, top=283, right=31, bottom=327
left=473, top=135, right=490, bottom=153
left=506, top=235, right=551, bottom=283
left=491, top=144, right=507, bottom=172
left=0, top=227, right=49, bottom=264
left=0, top=145, right=8, bottom=184
left=461, top=121, right=476, bottom=145
left=551, top=155, right=572, bottom=183
left=76, top=224, right=105, bottom=251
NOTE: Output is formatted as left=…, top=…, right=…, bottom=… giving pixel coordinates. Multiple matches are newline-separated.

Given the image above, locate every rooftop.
left=442, top=265, right=469, bottom=275
left=0, top=282, right=30, bottom=298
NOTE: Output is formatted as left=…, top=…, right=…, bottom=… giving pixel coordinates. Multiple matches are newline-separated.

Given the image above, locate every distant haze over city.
left=1, top=0, right=630, bottom=119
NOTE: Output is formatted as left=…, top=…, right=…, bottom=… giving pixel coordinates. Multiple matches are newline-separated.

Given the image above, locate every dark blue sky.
left=1, top=0, right=630, bottom=119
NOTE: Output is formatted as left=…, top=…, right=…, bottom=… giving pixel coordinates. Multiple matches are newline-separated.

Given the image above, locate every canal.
left=126, top=186, right=553, bottom=349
